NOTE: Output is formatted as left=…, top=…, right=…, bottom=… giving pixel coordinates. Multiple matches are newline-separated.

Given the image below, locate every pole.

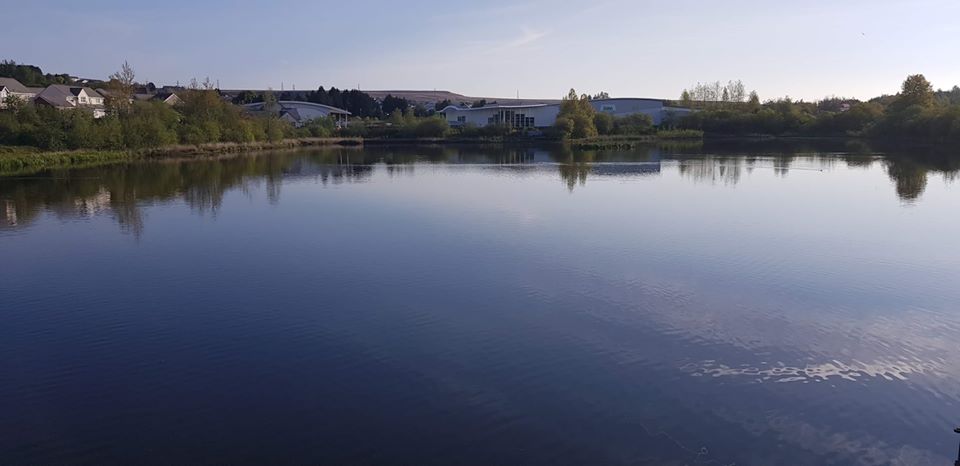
left=954, top=427, right=960, bottom=466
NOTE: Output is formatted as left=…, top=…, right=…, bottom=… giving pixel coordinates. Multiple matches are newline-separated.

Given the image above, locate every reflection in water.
left=2, top=142, right=959, bottom=235
left=3, top=140, right=960, bottom=465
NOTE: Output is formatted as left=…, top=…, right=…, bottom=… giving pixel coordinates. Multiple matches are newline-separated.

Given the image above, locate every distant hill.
left=217, top=87, right=563, bottom=108
left=363, top=90, right=560, bottom=107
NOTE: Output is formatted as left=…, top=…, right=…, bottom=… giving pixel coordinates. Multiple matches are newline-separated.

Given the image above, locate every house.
left=134, top=91, right=182, bottom=105
left=241, top=100, right=351, bottom=127
left=439, top=98, right=693, bottom=129
left=35, top=84, right=107, bottom=118
left=0, top=78, right=42, bottom=108
left=151, top=92, right=182, bottom=105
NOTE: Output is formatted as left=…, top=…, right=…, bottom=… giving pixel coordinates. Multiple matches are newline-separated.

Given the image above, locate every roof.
left=153, top=92, right=178, bottom=101
left=439, top=103, right=556, bottom=112
left=279, top=108, right=302, bottom=121
left=0, top=77, right=31, bottom=93
left=36, top=84, right=105, bottom=108
left=242, top=100, right=351, bottom=115
left=591, top=97, right=668, bottom=104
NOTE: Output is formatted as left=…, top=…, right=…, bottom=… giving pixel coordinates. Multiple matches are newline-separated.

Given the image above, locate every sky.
left=5, top=0, right=960, bottom=101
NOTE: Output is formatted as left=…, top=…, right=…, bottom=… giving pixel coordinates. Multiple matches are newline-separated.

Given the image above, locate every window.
left=601, top=104, right=615, bottom=112
left=80, top=96, right=87, bottom=103
left=457, top=116, right=466, bottom=123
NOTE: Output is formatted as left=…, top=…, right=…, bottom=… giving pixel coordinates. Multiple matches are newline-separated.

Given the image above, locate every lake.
left=1, top=141, right=959, bottom=465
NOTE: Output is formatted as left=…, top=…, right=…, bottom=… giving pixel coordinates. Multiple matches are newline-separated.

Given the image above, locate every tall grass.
left=0, top=149, right=134, bottom=174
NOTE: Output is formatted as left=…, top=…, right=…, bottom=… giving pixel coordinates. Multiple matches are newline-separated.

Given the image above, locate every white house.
left=242, top=100, right=351, bottom=127
left=0, top=78, right=41, bottom=108
left=35, top=84, right=107, bottom=118
left=439, top=98, right=693, bottom=129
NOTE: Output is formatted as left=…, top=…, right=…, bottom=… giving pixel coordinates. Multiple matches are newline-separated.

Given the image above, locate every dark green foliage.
left=676, top=74, right=960, bottom=143
left=381, top=94, right=409, bottom=116
left=458, top=123, right=512, bottom=138
left=346, top=112, right=450, bottom=139
left=0, top=60, right=74, bottom=87
left=0, top=86, right=298, bottom=150
left=434, top=99, right=452, bottom=112
left=593, top=113, right=614, bottom=135
left=411, top=117, right=449, bottom=138
left=613, top=114, right=654, bottom=135
left=306, top=86, right=382, bottom=118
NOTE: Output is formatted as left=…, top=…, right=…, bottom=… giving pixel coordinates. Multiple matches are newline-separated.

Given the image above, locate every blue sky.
left=6, top=0, right=960, bottom=100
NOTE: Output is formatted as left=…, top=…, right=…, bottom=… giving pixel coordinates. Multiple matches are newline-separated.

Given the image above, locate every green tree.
left=896, top=74, right=934, bottom=109
left=593, top=112, right=614, bottom=135
left=556, top=89, right=598, bottom=139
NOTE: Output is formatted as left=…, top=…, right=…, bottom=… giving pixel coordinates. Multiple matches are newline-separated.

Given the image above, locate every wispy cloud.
left=463, top=27, right=549, bottom=55
left=502, top=28, right=548, bottom=50
left=428, top=2, right=540, bottom=23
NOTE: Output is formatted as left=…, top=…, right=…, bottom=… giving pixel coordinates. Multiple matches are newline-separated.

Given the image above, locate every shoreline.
left=0, top=138, right=362, bottom=175
left=2, top=134, right=953, bottom=176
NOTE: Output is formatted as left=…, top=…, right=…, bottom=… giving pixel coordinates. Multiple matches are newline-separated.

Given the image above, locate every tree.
left=613, top=113, right=653, bottom=135
left=680, top=90, right=692, bottom=106
left=897, top=74, right=934, bottom=109
left=471, top=99, right=487, bottom=108
left=434, top=99, right=452, bottom=111
left=381, top=94, right=409, bottom=115
left=592, top=91, right=610, bottom=100
left=594, top=112, right=614, bottom=135
left=106, top=61, right=136, bottom=115
left=556, top=88, right=598, bottom=139
left=726, top=80, right=746, bottom=103
left=748, top=91, right=760, bottom=110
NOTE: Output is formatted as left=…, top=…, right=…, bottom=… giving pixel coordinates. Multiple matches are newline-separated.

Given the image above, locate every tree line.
left=676, top=74, right=960, bottom=142
left=232, top=87, right=411, bottom=119
left=0, top=63, right=300, bottom=150
left=0, top=60, right=76, bottom=88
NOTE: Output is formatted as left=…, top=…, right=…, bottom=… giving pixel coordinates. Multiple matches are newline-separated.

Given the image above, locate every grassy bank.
left=0, top=137, right=362, bottom=175
left=0, top=147, right=135, bottom=174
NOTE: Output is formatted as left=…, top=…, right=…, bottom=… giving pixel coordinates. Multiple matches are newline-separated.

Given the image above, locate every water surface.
left=2, top=142, right=959, bottom=464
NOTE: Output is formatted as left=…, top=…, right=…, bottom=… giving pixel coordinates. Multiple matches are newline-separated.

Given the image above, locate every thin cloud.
left=503, top=28, right=548, bottom=49
left=464, top=28, right=549, bottom=55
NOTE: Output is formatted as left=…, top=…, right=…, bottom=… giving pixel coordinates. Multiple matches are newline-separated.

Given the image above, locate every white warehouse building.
left=439, top=98, right=692, bottom=130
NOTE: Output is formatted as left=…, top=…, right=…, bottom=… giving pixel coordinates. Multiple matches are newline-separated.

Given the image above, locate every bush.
left=594, top=113, right=614, bottom=135
left=412, top=117, right=449, bottom=138
left=613, top=113, right=654, bottom=135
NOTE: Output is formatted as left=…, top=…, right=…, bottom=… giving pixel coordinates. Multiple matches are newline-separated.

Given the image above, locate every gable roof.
left=0, top=77, right=31, bottom=94
left=36, top=84, right=105, bottom=108
left=153, top=92, right=179, bottom=102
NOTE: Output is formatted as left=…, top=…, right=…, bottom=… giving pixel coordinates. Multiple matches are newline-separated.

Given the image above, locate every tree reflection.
left=0, top=148, right=376, bottom=236
left=880, top=148, right=960, bottom=202
left=2, top=142, right=958, bottom=233
left=885, top=160, right=928, bottom=201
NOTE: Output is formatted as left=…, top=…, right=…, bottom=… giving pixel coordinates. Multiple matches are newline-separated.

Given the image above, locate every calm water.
left=2, top=142, right=959, bottom=465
